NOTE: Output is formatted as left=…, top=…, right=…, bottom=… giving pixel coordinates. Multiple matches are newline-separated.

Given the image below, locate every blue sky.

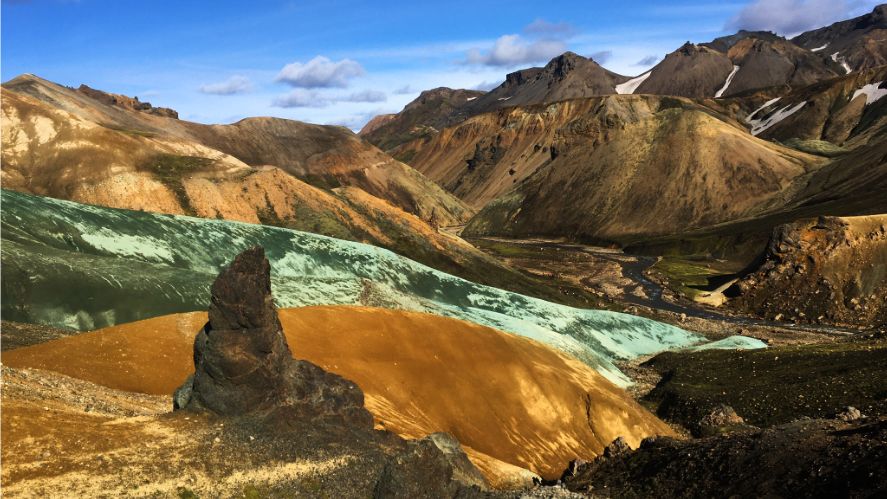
left=2, top=0, right=880, bottom=129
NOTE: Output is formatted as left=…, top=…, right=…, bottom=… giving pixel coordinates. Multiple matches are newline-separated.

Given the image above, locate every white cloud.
left=275, top=56, right=365, bottom=88
left=523, top=19, right=577, bottom=37
left=394, top=85, right=415, bottom=95
left=465, top=34, right=567, bottom=67
left=726, top=0, right=877, bottom=36
left=272, top=89, right=328, bottom=108
left=342, top=90, right=387, bottom=103
left=589, top=50, right=613, bottom=64
left=634, top=55, right=660, bottom=66
left=199, top=75, right=253, bottom=95
left=471, top=80, right=502, bottom=91
left=272, top=89, right=386, bottom=108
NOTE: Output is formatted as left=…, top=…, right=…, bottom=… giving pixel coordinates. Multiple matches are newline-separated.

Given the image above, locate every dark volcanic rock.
left=175, top=246, right=373, bottom=428
left=77, top=84, right=179, bottom=118
left=374, top=433, right=488, bottom=498
left=173, top=247, right=491, bottom=497
left=562, top=418, right=887, bottom=498
left=729, top=215, right=887, bottom=328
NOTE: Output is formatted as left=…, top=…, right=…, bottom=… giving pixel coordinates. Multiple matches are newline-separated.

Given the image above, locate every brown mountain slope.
left=635, top=37, right=838, bottom=99
left=635, top=43, right=735, bottom=98
left=397, top=95, right=821, bottom=242
left=722, top=37, right=840, bottom=96
left=730, top=65, right=887, bottom=146
left=793, top=4, right=887, bottom=73
left=2, top=74, right=472, bottom=226
left=463, top=52, right=628, bottom=114
left=1, top=306, right=676, bottom=483
left=360, top=87, right=484, bottom=152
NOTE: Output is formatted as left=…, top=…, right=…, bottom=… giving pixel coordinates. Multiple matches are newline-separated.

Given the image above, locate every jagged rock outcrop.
left=174, top=246, right=373, bottom=428
left=729, top=215, right=887, bottom=327
left=560, top=418, right=887, bottom=497
left=77, top=84, right=178, bottom=118
left=171, top=247, right=492, bottom=496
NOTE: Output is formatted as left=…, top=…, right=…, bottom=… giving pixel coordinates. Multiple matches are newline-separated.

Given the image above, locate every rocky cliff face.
left=793, top=4, right=887, bottom=73
left=730, top=215, right=887, bottom=327
left=76, top=84, right=178, bottom=118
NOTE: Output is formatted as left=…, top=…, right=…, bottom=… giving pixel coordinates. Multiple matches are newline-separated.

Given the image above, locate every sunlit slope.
left=0, top=190, right=713, bottom=385
left=2, top=306, right=676, bottom=480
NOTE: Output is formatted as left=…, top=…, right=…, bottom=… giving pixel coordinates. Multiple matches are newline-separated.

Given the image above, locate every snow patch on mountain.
left=811, top=43, right=828, bottom=52
left=852, top=81, right=887, bottom=105
left=831, top=51, right=853, bottom=74
left=715, top=65, right=740, bottom=98
left=615, top=72, right=651, bottom=95
left=746, top=97, right=782, bottom=122
left=748, top=101, right=807, bottom=136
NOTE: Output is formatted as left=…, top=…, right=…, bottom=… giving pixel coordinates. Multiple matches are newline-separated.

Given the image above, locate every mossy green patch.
left=140, top=154, right=215, bottom=217
left=781, top=138, right=848, bottom=157
left=650, top=257, right=725, bottom=299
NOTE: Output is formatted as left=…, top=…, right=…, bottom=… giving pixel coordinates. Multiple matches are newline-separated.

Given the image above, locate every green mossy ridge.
left=780, top=138, right=848, bottom=157
left=393, top=148, right=417, bottom=164
left=642, top=338, right=887, bottom=429
left=99, top=122, right=157, bottom=137
left=141, top=154, right=215, bottom=217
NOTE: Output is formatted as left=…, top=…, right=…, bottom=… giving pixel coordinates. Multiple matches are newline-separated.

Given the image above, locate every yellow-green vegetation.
left=650, top=257, right=724, bottom=299
left=143, top=154, right=215, bottom=181
left=781, top=138, right=848, bottom=157
left=140, top=154, right=215, bottom=216
left=99, top=123, right=157, bottom=137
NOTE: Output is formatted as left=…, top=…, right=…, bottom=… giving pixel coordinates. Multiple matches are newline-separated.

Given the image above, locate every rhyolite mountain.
left=629, top=35, right=839, bottom=99
left=793, top=4, right=887, bottom=73
left=1, top=74, right=471, bottom=226
left=1, top=74, right=549, bottom=293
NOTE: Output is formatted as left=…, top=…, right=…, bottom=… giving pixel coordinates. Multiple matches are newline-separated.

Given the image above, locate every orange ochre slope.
left=2, top=305, right=675, bottom=483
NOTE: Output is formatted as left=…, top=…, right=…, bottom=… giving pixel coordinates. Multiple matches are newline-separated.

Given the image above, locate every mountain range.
left=2, top=4, right=886, bottom=496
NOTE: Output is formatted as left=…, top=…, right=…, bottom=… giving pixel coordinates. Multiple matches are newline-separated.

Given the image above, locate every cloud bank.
left=199, top=75, right=253, bottom=95
left=276, top=56, right=365, bottom=88
left=466, top=34, right=566, bottom=67
left=726, top=0, right=874, bottom=36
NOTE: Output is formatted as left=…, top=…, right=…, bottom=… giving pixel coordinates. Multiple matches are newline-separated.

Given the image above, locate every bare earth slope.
left=1, top=74, right=472, bottom=226
left=2, top=306, right=675, bottom=483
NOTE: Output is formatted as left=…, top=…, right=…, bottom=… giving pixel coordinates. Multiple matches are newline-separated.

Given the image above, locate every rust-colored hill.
left=2, top=74, right=472, bottom=227
left=2, top=306, right=675, bottom=483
